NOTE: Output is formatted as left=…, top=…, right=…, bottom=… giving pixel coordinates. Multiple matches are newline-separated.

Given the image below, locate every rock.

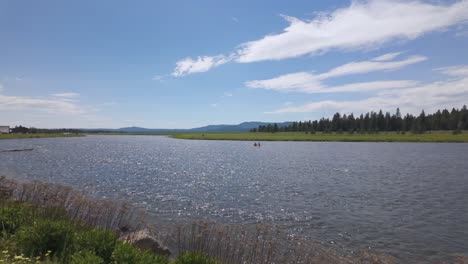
left=119, top=229, right=171, bottom=256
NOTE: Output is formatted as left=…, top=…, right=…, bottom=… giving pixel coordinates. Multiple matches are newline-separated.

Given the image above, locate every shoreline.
left=0, top=133, right=83, bottom=140
left=2, top=131, right=467, bottom=143
left=170, top=131, right=468, bottom=143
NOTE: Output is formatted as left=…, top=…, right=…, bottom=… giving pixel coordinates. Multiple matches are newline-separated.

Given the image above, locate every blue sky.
left=1, top=0, right=468, bottom=128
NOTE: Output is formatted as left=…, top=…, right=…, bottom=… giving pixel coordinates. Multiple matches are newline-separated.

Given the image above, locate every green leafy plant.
left=173, top=252, right=220, bottom=264
left=71, top=251, right=104, bottom=264
left=75, top=229, right=117, bottom=263
left=15, top=220, right=76, bottom=258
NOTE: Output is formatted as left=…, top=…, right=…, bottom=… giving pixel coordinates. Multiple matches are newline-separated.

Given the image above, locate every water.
left=1, top=135, right=467, bottom=261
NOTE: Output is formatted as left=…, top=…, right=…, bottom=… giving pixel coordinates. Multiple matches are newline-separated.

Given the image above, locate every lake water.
left=0, top=135, right=467, bottom=262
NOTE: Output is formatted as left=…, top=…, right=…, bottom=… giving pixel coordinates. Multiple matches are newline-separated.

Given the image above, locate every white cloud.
left=223, top=92, right=233, bottom=97
left=172, top=54, right=233, bottom=77
left=237, top=0, right=468, bottom=62
left=0, top=83, right=3, bottom=92
left=0, top=94, right=84, bottom=114
left=266, top=65, right=468, bottom=115
left=435, top=65, right=468, bottom=77
left=0, top=87, right=115, bottom=128
left=172, top=1, right=467, bottom=75
left=51, top=92, right=80, bottom=98
left=246, top=53, right=424, bottom=93
left=372, top=52, right=404, bottom=61
left=318, top=55, right=426, bottom=79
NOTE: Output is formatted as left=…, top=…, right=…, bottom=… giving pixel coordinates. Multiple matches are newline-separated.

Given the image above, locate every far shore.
left=102, top=131, right=468, bottom=143
left=0, top=133, right=83, bottom=140
left=1, top=131, right=467, bottom=143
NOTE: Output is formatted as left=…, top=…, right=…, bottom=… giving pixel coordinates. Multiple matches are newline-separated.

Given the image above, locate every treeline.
left=251, top=105, right=468, bottom=133
left=10, top=125, right=81, bottom=134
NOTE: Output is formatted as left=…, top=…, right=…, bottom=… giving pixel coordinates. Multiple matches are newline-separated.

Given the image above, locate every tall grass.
left=0, top=177, right=145, bottom=232
left=157, top=222, right=400, bottom=264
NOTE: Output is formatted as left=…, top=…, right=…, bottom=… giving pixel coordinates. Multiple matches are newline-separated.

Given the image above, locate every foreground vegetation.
left=171, top=131, right=468, bottom=142
left=0, top=133, right=82, bottom=140
left=0, top=202, right=218, bottom=263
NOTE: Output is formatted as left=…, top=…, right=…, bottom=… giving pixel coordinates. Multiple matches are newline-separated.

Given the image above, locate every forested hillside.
left=251, top=106, right=468, bottom=133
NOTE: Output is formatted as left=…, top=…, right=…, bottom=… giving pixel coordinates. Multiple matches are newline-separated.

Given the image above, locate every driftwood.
left=0, top=148, right=34, bottom=153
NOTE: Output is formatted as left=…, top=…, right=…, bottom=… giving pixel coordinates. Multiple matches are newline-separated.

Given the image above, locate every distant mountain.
left=83, top=122, right=290, bottom=133
left=190, top=122, right=290, bottom=132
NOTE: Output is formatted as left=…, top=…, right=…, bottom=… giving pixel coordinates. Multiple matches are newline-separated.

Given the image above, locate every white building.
left=0, top=126, right=10, bottom=134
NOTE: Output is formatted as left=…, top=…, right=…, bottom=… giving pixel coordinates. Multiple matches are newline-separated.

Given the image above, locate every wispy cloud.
left=172, top=54, right=234, bottom=77
left=317, top=54, right=427, bottom=79
left=237, top=1, right=468, bottom=62
left=0, top=88, right=118, bottom=128
left=223, top=92, right=233, bottom=97
left=372, top=52, right=403, bottom=62
left=455, top=30, right=468, bottom=37
left=246, top=53, right=424, bottom=93
left=172, top=0, right=468, bottom=76
left=435, top=65, right=468, bottom=77
left=0, top=94, right=85, bottom=114
left=266, top=65, right=468, bottom=115
left=51, top=92, right=80, bottom=98
left=152, top=75, right=165, bottom=81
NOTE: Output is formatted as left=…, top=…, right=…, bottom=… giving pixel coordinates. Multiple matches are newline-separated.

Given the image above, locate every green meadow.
left=171, top=131, right=468, bottom=142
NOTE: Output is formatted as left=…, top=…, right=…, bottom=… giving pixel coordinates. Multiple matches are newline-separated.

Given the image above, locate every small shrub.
left=174, top=252, right=220, bottom=264
left=75, top=228, right=117, bottom=263
left=15, top=220, right=76, bottom=258
left=0, top=204, right=30, bottom=236
left=111, top=243, right=141, bottom=263
left=111, top=242, right=168, bottom=264
left=71, top=251, right=104, bottom=264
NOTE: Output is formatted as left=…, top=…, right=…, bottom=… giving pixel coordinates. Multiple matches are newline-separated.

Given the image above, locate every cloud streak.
left=51, top=92, right=80, bottom=98
left=172, top=54, right=233, bottom=77
left=0, top=94, right=85, bottom=114
left=246, top=53, right=424, bottom=93
left=266, top=65, right=468, bottom=115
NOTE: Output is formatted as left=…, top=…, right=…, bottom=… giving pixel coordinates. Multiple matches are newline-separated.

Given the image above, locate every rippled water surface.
left=1, top=135, right=467, bottom=261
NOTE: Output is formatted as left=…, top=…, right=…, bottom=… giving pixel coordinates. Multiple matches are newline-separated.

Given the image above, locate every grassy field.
left=0, top=133, right=83, bottom=140
left=171, top=131, right=468, bottom=142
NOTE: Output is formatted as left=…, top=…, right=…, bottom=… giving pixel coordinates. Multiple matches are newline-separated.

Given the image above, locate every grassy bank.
left=0, top=134, right=83, bottom=140
left=0, top=201, right=217, bottom=264
left=171, top=131, right=468, bottom=142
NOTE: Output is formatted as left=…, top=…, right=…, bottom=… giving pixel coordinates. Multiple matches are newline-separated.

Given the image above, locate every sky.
left=1, top=0, right=468, bottom=129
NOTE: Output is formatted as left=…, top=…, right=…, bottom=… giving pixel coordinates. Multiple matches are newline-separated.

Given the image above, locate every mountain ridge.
left=84, top=121, right=290, bottom=133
